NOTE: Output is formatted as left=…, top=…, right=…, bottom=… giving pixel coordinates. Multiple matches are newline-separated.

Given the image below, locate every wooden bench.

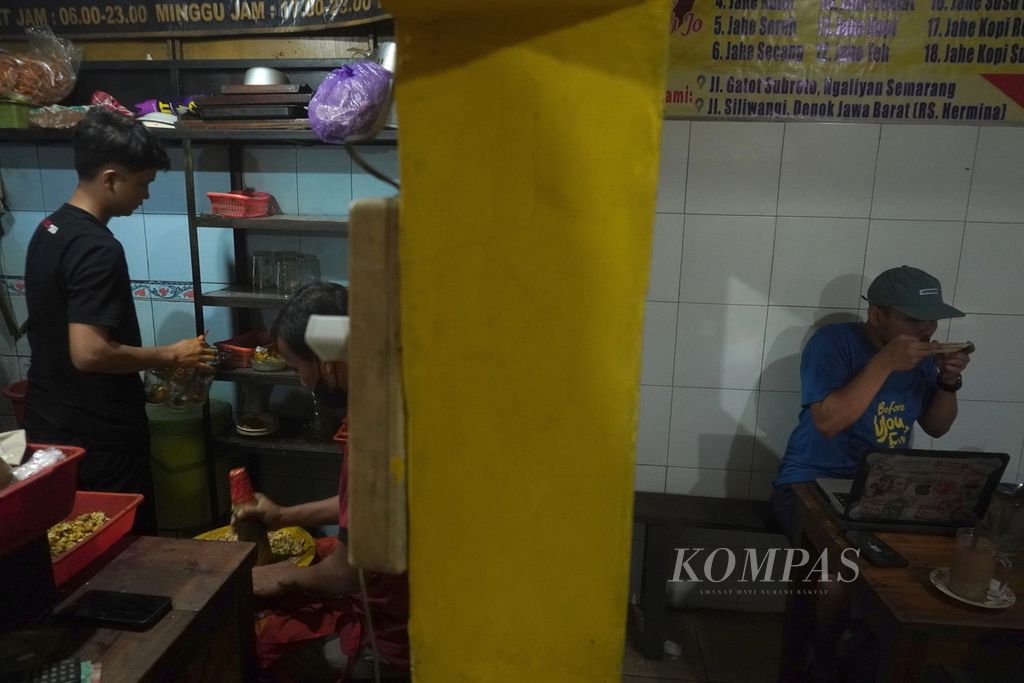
left=630, top=492, right=779, bottom=659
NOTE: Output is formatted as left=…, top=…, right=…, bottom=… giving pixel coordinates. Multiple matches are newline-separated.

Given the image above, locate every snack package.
left=134, top=96, right=199, bottom=117
left=0, top=26, right=83, bottom=106
left=90, top=90, right=133, bottom=117
left=308, top=61, right=392, bottom=143
left=29, top=104, right=90, bottom=129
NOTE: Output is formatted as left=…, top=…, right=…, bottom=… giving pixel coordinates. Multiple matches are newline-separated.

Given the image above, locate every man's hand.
left=232, top=492, right=286, bottom=530
left=877, top=335, right=940, bottom=372
left=252, top=561, right=295, bottom=599
left=166, top=334, right=217, bottom=369
left=936, top=348, right=971, bottom=384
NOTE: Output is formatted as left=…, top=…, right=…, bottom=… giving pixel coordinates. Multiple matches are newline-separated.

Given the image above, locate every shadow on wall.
left=754, top=274, right=863, bottom=478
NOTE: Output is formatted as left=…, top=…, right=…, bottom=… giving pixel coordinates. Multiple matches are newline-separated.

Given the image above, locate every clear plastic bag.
left=11, top=447, right=65, bottom=482
left=0, top=26, right=82, bottom=106
left=309, top=61, right=392, bottom=144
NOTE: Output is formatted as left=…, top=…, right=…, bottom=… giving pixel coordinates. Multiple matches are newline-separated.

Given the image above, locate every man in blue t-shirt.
left=770, top=265, right=972, bottom=538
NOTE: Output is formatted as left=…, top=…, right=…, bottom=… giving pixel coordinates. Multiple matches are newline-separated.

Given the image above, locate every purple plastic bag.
left=309, top=61, right=392, bottom=144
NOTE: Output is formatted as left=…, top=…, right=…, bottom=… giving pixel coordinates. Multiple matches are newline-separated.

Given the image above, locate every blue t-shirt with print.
left=774, top=322, right=938, bottom=486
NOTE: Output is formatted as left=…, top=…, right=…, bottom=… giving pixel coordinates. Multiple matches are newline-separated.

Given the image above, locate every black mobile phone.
left=845, top=530, right=908, bottom=568
left=60, top=590, right=172, bottom=631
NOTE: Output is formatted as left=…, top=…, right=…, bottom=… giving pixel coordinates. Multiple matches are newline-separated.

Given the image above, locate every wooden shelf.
left=195, top=214, right=348, bottom=234
left=200, top=285, right=288, bottom=309
left=216, top=367, right=301, bottom=386
left=0, top=127, right=397, bottom=145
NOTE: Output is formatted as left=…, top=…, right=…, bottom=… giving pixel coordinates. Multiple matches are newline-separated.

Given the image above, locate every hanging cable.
left=345, top=142, right=400, bottom=191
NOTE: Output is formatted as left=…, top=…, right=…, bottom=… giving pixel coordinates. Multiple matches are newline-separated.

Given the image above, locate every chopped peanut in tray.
left=47, top=511, right=109, bottom=557
left=253, top=346, right=281, bottom=362
left=211, top=528, right=308, bottom=564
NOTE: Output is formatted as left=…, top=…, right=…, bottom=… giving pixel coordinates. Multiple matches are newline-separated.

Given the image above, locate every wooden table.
left=779, top=483, right=1024, bottom=682
left=3, top=536, right=256, bottom=682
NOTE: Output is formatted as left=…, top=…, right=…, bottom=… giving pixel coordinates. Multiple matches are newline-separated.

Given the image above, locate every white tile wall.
left=639, top=121, right=1024, bottom=503
left=685, top=122, right=783, bottom=216
left=647, top=213, right=684, bottom=302
left=668, top=387, right=757, bottom=470
left=769, top=217, right=868, bottom=308
left=967, top=127, right=1024, bottom=223
left=678, top=215, right=774, bottom=305
left=871, top=125, right=976, bottom=220
left=777, top=123, right=878, bottom=219
left=954, top=223, right=1024, bottom=315
left=674, top=304, right=766, bottom=390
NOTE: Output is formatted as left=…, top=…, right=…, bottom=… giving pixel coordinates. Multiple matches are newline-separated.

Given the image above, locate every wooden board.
left=348, top=196, right=406, bottom=574
left=220, top=84, right=309, bottom=94
left=200, top=105, right=306, bottom=120
left=197, top=94, right=312, bottom=106
left=177, top=118, right=311, bottom=130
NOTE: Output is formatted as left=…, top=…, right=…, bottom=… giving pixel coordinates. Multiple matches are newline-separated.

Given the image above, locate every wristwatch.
left=937, top=375, right=962, bottom=393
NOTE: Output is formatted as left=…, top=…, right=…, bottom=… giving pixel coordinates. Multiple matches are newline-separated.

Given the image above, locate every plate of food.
left=194, top=525, right=316, bottom=566
left=235, top=412, right=280, bottom=437
left=251, top=345, right=287, bottom=372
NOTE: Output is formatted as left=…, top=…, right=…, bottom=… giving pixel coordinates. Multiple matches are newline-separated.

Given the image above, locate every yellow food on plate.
left=48, top=511, right=109, bottom=558
left=253, top=345, right=281, bottom=362
left=194, top=526, right=316, bottom=566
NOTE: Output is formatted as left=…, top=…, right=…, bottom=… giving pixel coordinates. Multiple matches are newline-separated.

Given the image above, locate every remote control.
left=845, top=530, right=908, bottom=567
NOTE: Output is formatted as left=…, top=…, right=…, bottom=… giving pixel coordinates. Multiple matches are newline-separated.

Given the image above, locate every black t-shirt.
left=24, top=204, right=148, bottom=444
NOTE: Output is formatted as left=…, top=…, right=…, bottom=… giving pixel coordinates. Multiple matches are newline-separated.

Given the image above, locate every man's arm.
left=253, top=537, right=361, bottom=598
left=810, top=336, right=939, bottom=438
left=917, top=349, right=970, bottom=438
left=233, top=493, right=340, bottom=530
left=68, top=323, right=214, bottom=374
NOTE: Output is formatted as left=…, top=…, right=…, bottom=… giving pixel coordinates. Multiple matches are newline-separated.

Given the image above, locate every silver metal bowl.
left=243, top=67, right=290, bottom=86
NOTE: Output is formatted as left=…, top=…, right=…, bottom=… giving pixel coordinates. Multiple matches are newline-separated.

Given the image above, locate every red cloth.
left=254, top=419, right=409, bottom=681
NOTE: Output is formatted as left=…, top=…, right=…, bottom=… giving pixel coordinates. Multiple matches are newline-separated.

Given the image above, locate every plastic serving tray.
left=51, top=491, right=143, bottom=587
left=0, top=445, right=86, bottom=558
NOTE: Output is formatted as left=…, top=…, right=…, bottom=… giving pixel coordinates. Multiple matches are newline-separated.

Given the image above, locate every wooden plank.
left=200, top=105, right=306, bottom=120
left=220, top=84, right=309, bottom=95
left=198, top=94, right=312, bottom=106
left=348, top=197, right=406, bottom=573
left=177, top=118, right=311, bottom=130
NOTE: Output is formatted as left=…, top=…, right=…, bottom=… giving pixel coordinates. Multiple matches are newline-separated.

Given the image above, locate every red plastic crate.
left=51, top=490, right=143, bottom=587
left=214, top=330, right=271, bottom=369
left=207, top=190, right=272, bottom=218
left=0, top=445, right=86, bottom=558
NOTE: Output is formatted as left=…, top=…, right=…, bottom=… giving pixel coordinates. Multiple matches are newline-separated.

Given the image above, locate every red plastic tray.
left=51, top=490, right=142, bottom=587
left=0, top=445, right=86, bottom=558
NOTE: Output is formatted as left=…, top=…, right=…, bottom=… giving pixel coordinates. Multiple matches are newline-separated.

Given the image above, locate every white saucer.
left=235, top=413, right=279, bottom=437
left=929, top=567, right=1016, bottom=609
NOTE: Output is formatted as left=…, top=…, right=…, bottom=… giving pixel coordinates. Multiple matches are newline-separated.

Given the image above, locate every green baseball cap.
left=865, top=266, right=964, bottom=320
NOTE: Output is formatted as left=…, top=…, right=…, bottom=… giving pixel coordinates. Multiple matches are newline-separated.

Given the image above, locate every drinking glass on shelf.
left=277, top=252, right=304, bottom=296
left=251, top=251, right=277, bottom=294
left=301, top=254, right=321, bottom=284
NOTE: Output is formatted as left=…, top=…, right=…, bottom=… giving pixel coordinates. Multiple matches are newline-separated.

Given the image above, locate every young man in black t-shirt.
left=24, top=108, right=217, bottom=533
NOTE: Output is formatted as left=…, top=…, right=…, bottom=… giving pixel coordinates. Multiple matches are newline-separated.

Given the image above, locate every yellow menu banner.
left=666, top=0, right=1024, bottom=123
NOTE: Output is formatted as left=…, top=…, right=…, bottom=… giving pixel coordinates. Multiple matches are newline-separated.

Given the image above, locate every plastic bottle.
left=229, top=467, right=274, bottom=566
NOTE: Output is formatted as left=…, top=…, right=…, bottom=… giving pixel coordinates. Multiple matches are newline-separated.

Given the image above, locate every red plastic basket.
left=214, top=330, right=271, bottom=369
left=207, top=190, right=272, bottom=218
left=51, top=490, right=142, bottom=587
left=0, top=445, right=86, bottom=558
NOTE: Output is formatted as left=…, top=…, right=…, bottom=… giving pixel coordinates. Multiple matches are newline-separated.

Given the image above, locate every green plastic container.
left=0, top=102, right=33, bottom=129
left=147, top=400, right=233, bottom=531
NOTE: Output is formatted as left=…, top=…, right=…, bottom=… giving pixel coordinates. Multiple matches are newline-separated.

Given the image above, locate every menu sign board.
left=0, top=0, right=389, bottom=39
left=666, top=0, right=1024, bottom=123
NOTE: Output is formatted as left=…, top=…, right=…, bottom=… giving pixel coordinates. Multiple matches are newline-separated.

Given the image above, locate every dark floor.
left=622, top=609, right=783, bottom=683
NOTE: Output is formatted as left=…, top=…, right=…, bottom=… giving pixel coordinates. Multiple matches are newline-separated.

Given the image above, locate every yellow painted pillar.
left=386, top=1, right=669, bottom=680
